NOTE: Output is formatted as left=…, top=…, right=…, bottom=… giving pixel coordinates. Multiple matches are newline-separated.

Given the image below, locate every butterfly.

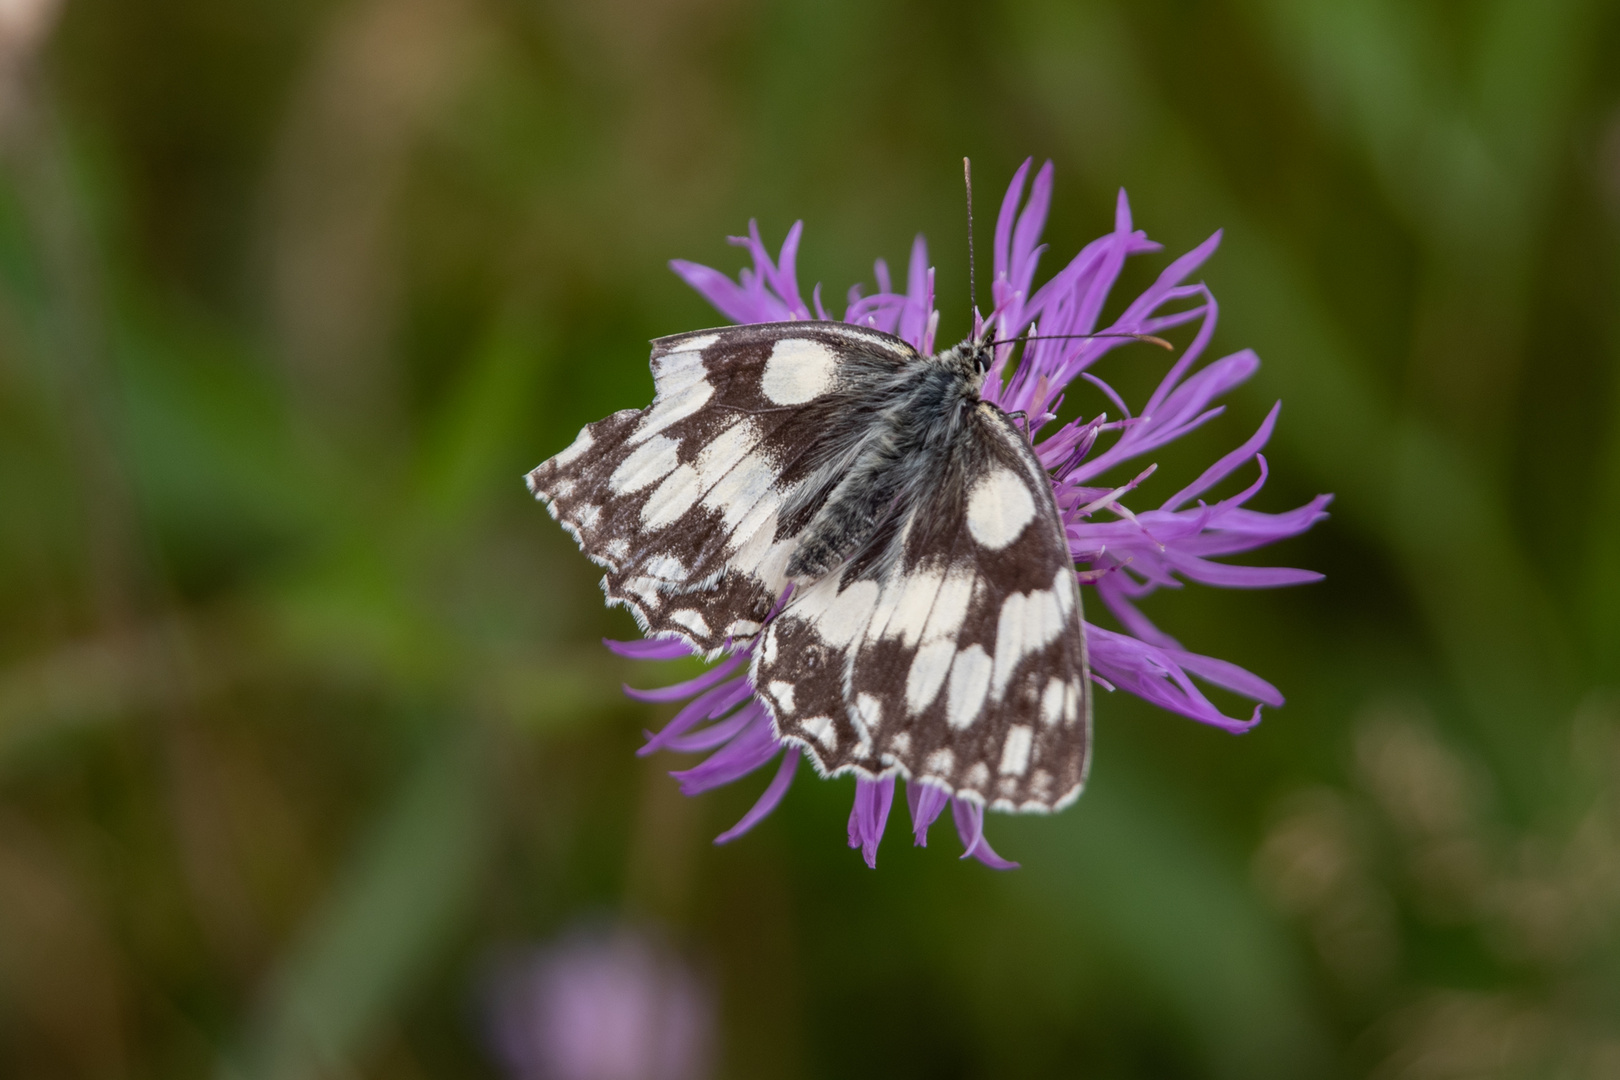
left=526, top=320, right=1090, bottom=813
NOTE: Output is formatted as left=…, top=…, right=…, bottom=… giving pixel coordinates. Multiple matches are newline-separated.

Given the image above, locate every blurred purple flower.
left=488, top=928, right=712, bottom=1080
left=622, top=160, right=1328, bottom=868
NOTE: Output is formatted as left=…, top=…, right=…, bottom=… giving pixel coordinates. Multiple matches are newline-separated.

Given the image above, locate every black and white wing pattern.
left=528, top=320, right=1091, bottom=814
left=755, top=401, right=1091, bottom=813
left=526, top=322, right=918, bottom=657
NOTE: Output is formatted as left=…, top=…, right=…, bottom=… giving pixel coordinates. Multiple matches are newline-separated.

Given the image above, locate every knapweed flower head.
left=611, top=159, right=1329, bottom=868
left=487, top=927, right=713, bottom=1080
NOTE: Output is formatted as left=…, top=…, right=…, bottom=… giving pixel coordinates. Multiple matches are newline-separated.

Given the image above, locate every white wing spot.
left=991, top=586, right=1065, bottom=699
left=833, top=326, right=910, bottom=355
left=1054, top=567, right=1076, bottom=617
left=551, top=426, right=593, bottom=468
left=924, top=748, right=955, bottom=777
left=999, top=725, right=1034, bottom=776
left=905, top=639, right=955, bottom=715
left=634, top=371, right=713, bottom=445
left=1031, top=770, right=1054, bottom=800
left=726, top=619, right=762, bottom=639
left=854, top=692, right=883, bottom=741
left=796, top=578, right=880, bottom=650
left=643, top=554, right=687, bottom=581
left=964, top=762, right=991, bottom=791
left=726, top=496, right=786, bottom=575
left=625, top=576, right=661, bottom=605
left=572, top=503, right=600, bottom=530
left=798, top=715, right=837, bottom=752
left=885, top=731, right=911, bottom=759
left=650, top=348, right=705, bottom=387
left=668, top=609, right=711, bottom=637
left=641, top=463, right=704, bottom=529
left=691, top=420, right=757, bottom=488
left=664, top=333, right=718, bottom=354
left=1040, top=677, right=1067, bottom=726
left=705, top=449, right=778, bottom=532
left=966, top=467, right=1036, bottom=550
left=946, top=645, right=992, bottom=730
left=610, top=434, right=680, bottom=494
left=761, top=338, right=837, bottom=405
left=767, top=680, right=796, bottom=714
left=877, top=566, right=943, bottom=647
left=920, top=567, right=975, bottom=643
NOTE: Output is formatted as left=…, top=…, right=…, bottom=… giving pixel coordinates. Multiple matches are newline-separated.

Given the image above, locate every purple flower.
left=621, top=160, right=1328, bottom=868
left=487, top=928, right=713, bottom=1080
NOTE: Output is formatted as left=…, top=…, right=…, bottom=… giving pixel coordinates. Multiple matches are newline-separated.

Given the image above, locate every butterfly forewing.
left=526, top=323, right=918, bottom=656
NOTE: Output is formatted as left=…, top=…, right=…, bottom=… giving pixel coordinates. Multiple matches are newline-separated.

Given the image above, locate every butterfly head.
left=937, top=335, right=995, bottom=390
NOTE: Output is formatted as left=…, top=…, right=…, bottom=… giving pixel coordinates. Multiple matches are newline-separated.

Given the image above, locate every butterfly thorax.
left=784, top=337, right=991, bottom=583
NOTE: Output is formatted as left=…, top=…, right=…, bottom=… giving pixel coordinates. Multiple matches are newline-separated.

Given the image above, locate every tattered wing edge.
left=525, top=448, right=740, bottom=665
left=745, top=609, right=1090, bottom=816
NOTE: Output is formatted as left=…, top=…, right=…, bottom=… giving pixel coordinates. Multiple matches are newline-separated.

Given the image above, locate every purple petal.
left=993, top=159, right=1034, bottom=289
left=638, top=675, right=754, bottom=756
left=714, top=749, right=799, bottom=844
left=655, top=702, right=760, bottom=754
left=1162, top=550, right=1326, bottom=589
left=898, top=235, right=933, bottom=350
left=1116, top=234, right=1223, bottom=363
left=1172, top=652, right=1285, bottom=707
left=1009, top=161, right=1054, bottom=302
left=1165, top=403, right=1280, bottom=511
left=669, top=259, right=778, bottom=324
left=770, top=220, right=809, bottom=318
left=906, top=781, right=950, bottom=847
left=1086, top=624, right=1262, bottom=733
left=1080, top=372, right=1132, bottom=420
left=1194, top=496, right=1334, bottom=542
left=1096, top=582, right=1184, bottom=651
left=604, top=637, right=694, bottom=661
left=950, top=800, right=1020, bottom=870
left=846, top=775, right=896, bottom=868
left=669, top=704, right=778, bottom=794
left=622, top=655, right=744, bottom=703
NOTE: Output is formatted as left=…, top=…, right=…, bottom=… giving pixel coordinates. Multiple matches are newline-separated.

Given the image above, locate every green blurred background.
left=2, top=0, right=1619, bottom=1076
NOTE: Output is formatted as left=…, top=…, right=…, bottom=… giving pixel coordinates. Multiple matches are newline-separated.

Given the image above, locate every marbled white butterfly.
left=526, top=316, right=1091, bottom=813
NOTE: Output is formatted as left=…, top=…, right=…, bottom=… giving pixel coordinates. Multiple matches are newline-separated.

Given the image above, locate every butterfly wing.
left=755, top=402, right=1091, bottom=812
left=526, top=322, right=920, bottom=656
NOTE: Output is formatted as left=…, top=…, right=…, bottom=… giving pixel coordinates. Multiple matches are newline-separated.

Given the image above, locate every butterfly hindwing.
left=756, top=402, right=1091, bottom=812
left=526, top=322, right=919, bottom=656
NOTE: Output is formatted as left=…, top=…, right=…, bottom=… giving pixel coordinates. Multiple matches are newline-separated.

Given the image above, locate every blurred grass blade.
left=418, top=323, right=547, bottom=523
left=1012, top=762, right=1328, bottom=1080
left=224, top=722, right=493, bottom=1080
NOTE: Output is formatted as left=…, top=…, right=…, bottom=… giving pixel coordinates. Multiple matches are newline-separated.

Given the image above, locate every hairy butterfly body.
left=527, top=321, right=1091, bottom=812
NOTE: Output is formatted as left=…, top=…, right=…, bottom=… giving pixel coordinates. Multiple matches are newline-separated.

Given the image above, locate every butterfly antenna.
left=963, top=156, right=977, bottom=325
left=990, top=331, right=1175, bottom=350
